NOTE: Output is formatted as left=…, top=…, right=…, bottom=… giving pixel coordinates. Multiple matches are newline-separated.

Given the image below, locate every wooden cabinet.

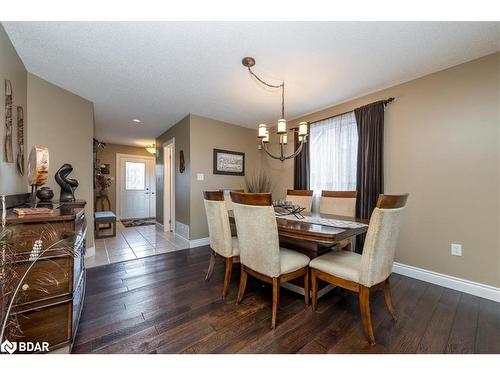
left=3, top=202, right=87, bottom=353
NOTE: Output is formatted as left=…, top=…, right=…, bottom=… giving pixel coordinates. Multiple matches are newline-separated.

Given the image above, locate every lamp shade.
left=263, top=130, right=270, bottom=143
left=280, top=134, right=288, bottom=145
left=298, top=122, right=308, bottom=136
left=258, top=123, right=267, bottom=138
left=277, top=118, right=287, bottom=134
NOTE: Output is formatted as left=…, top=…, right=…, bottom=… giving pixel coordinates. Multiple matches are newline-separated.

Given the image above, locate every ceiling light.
left=132, top=119, right=141, bottom=123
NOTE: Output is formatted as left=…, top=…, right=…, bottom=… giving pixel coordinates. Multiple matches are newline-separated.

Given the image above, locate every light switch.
left=197, top=173, right=204, bottom=181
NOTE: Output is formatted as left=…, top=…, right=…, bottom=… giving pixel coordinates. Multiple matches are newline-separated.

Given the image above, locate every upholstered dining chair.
left=309, top=194, right=409, bottom=345
left=230, top=191, right=311, bottom=329
left=319, top=190, right=357, bottom=250
left=286, top=189, right=314, bottom=212
left=203, top=191, right=240, bottom=299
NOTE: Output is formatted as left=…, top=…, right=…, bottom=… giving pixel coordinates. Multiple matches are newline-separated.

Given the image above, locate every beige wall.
left=27, top=73, right=95, bottom=247
left=189, top=114, right=261, bottom=239
left=275, top=52, right=499, bottom=287
left=95, top=143, right=151, bottom=213
left=156, top=115, right=191, bottom=227
left=0, top=25, right=28, bottom=195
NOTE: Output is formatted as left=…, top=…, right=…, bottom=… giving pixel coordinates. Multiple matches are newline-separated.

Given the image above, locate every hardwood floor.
left=73, top=246, right=500, bottom=354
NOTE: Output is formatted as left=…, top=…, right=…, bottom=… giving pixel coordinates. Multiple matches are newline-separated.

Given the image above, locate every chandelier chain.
left=247, top=67, right=285, bottom=119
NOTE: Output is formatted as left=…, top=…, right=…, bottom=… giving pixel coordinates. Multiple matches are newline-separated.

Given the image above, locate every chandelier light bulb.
left=277, top=119, right=287, bottom=134
left=263, top=130, right=270, bottom=143
left=280, top=134, right=288, bottom=145
left=258, top=123, right=267, bottom=138
left=298, top=122, right=308, bottom=136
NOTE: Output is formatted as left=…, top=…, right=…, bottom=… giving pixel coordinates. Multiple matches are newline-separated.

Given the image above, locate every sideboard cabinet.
left=2, top=201, right=87, bottom=353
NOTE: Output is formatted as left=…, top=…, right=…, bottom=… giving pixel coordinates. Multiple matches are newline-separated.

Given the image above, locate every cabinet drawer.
left=13, top=256, right=72, bottom=305
left=9, top=222, right=75, bottom=255
left=16, top=300, right=72, bottom=351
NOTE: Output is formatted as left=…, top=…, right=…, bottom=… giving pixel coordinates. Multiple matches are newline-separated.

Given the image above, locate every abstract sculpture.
left=55, top=164, right=79, bottom=202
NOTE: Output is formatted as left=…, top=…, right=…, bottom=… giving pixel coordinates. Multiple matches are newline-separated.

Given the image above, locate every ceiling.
left=4, top=22, right=499, bottom=146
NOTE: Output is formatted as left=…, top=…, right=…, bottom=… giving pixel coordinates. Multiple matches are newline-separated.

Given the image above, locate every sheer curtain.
left=309, top=111, right=358, bottom=192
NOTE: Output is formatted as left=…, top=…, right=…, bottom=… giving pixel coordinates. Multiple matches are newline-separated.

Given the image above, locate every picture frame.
left=213, top=148, right=245, bottom=176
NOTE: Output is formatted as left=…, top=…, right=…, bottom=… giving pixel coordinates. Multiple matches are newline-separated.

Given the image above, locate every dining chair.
left=319, top=190, right=357, bottom=250
left=309, top=194, right=409, bottom=345
left=286, top=189, right=314, bottom=211
left=230, top=191, right=311, bottom=329
left=203, top=191, right=240, bottom=299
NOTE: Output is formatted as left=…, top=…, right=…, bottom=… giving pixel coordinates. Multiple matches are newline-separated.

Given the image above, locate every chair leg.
left=237, top=266, right=248, bottom=304
left=222, top=257, right=233, bottom=299
left=359, top=285, right=375, bottom=345
left=311, top=269, right=318, bottom=311
left=205, top=251, right=216, bottom=281
left=303, top=269, right=309, bottom=306
left=383, top=278, right=397, bottom=321
left=271, top=277, right=280, bottom=329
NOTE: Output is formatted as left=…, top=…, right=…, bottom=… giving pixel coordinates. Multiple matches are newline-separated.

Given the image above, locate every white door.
left=117, top=154, right=156, bottom=219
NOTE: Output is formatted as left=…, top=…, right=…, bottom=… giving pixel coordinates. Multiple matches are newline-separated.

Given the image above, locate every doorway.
left=163, top=139, right=175, bottom=232
left=116, top=153, right=156, bottom=220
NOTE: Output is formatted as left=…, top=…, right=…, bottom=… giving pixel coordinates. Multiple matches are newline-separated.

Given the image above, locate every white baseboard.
left=175, top=221, right=189, bottom=240
left=85, top=246, right=95, bottom=258
left=189, top=237, right=210, bottom=248
left=393, top=262, right=500, bottom=302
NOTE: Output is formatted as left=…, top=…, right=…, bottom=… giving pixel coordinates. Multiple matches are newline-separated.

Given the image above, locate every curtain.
left=293, top=131, right=310, bottom=190
left=354, top=101, right=386, bottom=252
left=309, top=111, right=358, bottom=191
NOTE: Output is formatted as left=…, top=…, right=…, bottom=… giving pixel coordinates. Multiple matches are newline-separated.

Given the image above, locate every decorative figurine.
left=55, top=164, right=79, bottom=202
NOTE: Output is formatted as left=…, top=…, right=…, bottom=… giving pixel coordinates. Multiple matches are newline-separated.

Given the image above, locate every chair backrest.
left=359, top=194, right=409, bottom=287
left=319, top=191, right=357, bottom=217
left=230, top=192, right=281, bottom=277
left=219, top=188, right=244, bottom=211
left=203, top=191, right=233, bottom=258
left=286, top=189, right=313, bottom=211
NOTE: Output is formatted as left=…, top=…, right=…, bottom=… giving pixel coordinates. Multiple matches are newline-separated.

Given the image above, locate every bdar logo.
left=1, top=339, right=17, bottom=354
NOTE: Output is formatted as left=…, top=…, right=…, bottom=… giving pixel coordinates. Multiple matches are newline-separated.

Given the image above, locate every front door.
left=117, top=154, right=156, bottom=219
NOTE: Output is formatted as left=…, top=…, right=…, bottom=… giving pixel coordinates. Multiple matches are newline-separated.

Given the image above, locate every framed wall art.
left=213, top=148, right=245, bottom=176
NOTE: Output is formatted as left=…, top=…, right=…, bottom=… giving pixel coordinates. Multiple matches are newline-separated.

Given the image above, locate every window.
left=125, top=161, right=145, bottom=190
left=309, top=111, right=358, bottom=191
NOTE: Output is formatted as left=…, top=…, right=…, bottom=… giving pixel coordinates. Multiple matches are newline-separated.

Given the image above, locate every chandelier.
left=242, top=57, right=308, bottom=162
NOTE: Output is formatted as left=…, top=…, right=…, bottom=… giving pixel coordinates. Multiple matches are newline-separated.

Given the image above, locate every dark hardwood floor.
left=73, top=246, right=500, bottom=354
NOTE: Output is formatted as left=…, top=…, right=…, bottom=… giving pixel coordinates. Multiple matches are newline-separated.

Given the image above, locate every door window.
left=125, top=162, right=145, bottom=190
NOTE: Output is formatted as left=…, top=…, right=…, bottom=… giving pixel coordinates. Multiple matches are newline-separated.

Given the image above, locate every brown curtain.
left=293, top=131, right=310, bottom=189
left=354, top=100, right=386, bottom=252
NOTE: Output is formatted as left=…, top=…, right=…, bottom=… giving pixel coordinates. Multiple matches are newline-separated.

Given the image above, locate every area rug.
left=121, top=218, right=156, bottom=227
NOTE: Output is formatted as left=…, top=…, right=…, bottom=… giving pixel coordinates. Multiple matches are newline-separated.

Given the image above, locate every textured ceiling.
left=4, top=21, right=499, bottom=146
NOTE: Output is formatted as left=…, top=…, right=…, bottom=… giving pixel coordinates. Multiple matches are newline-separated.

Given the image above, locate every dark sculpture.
left=55, top=164, right=79, bottom=202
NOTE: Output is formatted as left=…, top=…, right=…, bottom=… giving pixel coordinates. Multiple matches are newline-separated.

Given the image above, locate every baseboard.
left=175, top=221, right=189, bottom=240
left=392, top=262, right=500, bottom=302
left=85, top=246, right=95, bottom=258
left=189, top=237, right=210, bottom=248
left=155, top=221, right=164, bottom=229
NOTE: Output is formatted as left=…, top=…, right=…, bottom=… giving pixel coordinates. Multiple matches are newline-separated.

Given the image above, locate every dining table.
left=228, top=209, right=369, bottom=298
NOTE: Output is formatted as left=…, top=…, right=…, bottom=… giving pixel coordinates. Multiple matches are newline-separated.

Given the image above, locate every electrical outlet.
left=451, top=243, right=462, bottom=256
left=196, top=173, right=204, bottom=181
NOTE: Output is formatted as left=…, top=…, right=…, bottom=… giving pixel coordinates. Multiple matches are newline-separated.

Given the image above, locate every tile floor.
left=85, top=221, right=190, bottom=268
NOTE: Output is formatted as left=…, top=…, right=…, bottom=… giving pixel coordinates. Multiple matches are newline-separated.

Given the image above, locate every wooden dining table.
left=228, top=210, right=369, bottom=297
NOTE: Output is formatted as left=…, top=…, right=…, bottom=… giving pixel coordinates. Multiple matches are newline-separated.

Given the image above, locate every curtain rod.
left=302, top=97, right=395, bottom=126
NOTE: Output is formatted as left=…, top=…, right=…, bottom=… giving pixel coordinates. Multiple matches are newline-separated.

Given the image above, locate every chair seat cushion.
left=279, top=248, right=310, bottom=275
left=94, top=211, right=116, bottom=221
left=231, top=236, right=240, bottom=256
left=309, top=250, right=361, bottom=283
